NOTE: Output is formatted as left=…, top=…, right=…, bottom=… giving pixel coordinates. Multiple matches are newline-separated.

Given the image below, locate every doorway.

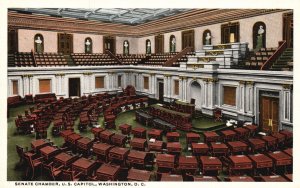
left=103, top=36, right=116, bottom=54
left=182, top=30, right=195, bottom=51
left=69, top=78, right=81, bottom=97
left=190, top=81, right=201, bottom=109
left=158, top=81, right=164, bottom=102
left=221, top=22, right=240, bottom=44
left=283, top=12, right=293, bottom=48
left=260, top=96, right=279, bottom=132
left=155, top=35, right=164, bottom=54
left=58, top=33, right=73, bottom=54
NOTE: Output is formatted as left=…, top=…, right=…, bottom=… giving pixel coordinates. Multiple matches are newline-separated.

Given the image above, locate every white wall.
left=73, top=33, right=103, bottom=53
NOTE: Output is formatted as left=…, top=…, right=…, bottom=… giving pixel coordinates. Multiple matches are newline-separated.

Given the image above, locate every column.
left=282, top=84, right=292, bottom=122
left=183, top=77, right=187, bottom=101
left=239, top=80, right=246, bottom=113
left=245, top=81, right=254, bottom=114
left=22, top=75, right=29, bottom=95
left=179, top=76, right=183, bottom=100
left=203, top=78, right=208, bottom=107
left=208, top=78, right=218, bottom=108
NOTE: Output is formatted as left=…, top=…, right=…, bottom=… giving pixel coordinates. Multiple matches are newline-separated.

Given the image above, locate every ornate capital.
left=179, top=76, right=187, bottom=80
left=55, top=73, right=65, bottom=77
left=239, top=80, right=246, bottom=85
left=208, top=78, right=218, bottom=83
left=83, top=72, right=93, bottom=76
left=164, top=74, right=171, bottom=78
left=149, top=73, right=156, bottom=76
left=246, top=81, right=254, bottom=86
left=282, top=84, right=292, bottom=90
left=22, top=74, right=33, bottom=78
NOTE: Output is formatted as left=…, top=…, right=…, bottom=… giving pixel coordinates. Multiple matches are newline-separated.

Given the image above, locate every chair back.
left=61, top=169, right=73, bottom=181
left=16, top=145, right=24, bottom=159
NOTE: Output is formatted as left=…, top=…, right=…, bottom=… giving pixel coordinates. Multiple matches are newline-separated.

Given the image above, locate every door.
left=283, top=12, right=293, bottom=48
left=103, top=36, right=116, bottom=54
left=8, top=29, right=18, bottom=54
left=155, top=35, right=164, bottom=54
left=260, top=96, right=279, bottom=132
left=221, top=22, right=240, bottom=43
left=158, top=82, right=164, bottom=102
left=69, top=78, right=81, bottom=97
left=58, top=33, right=73, bottom=54
left=182, top=30, right=195, bottom=51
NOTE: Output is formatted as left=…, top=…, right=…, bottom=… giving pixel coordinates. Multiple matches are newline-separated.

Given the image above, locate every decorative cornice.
left=208, top=78, right=218, bottom=83
left=149, top=73, right=156, bottom=76
left=22, top=74, right=33, bottom=78
left=8, top=9, right=287, bottom=37
left=179, top=76, right=187, bottom=80
left=239, top=80, right=246, bottom=85
left=164, top=74, right=171, bottom=77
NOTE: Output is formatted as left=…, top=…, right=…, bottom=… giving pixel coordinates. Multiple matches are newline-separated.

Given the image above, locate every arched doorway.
left=190, top=81, right=201, bottom=109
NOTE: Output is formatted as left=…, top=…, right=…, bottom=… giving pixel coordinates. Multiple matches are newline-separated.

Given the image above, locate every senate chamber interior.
left=7, top=8, right=293, bottom=182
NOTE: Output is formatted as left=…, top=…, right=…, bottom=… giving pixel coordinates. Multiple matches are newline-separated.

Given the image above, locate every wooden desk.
left=283, top=148, right=292, bottom=157
left=111, top=134, right=127, bottom=147
left=178, top=156, right=198, bottom=172
left=160, top=173, right=183, bottom=181
left=66, top=133, right=82, bottom=145
left=91, top=127, right=105, bottom=140
left=248, top=138, right=266, bottom=152
left=127, top=150, right=147, bottom=167
left=267, top=151, right=292, bottom=167
left=148, top=129, right=163, bottom=140
left=108, top=147, right=130, bottom=162
left=199, top=156, right=222, bottom=175
left=31, top=139, right=50, bottom=151
left=220, top=130, right=236, bottom=142
left=156, top=154, right=175, bottom=170
left=193, top=176, right=218, bottom=181
left=261, top=135, right=277, bottom=150
left=191, top=143, right=209, bottom=155
left=92, top=143, right=114, bottom=163
left=248, top=154, right=273, bottom=175
left=234, top=127, right=249, bottom=139
left=132, top=127, right=147, bottom=138
left=99, top=130, right=115, bottom=144
left=186, top=133, right=200, bottom=144
left=135, top=111, right=153, bottom=127
left=130, top=138, right=147, bottom=151
left=166, top=132, right=180, bottom=142
left=243, top=124, right=258, bottom=136
left=226, top=176, right=255, bottom=182
left=167, top=142, right=181, bottom=154
left=96, top=163, right=121, bottom=181
left=54, top=152, right=78, bottom=167
left=119, top=124, right=132, bottom=135
left=72, top=158, right=97, bottom=176
left=272, top=132, right=286, bottom=145
left=40, top=146, right=59, bottom=161
left=203, top=131, right=220, bottom=143
left=279, top=130, right=293, bottom=141
left=76, top=137, right=93, bottom=152
left=228, top=155, right=253, bottom=175
left=260, top=175, right=288, bottom=182
left=153, top=119, right=177, bottom=132
left=210, top=142, right=228, bottom=156
left=148, top=140, right=164, bottom=152
left=127, top=168, right=151, bottom=181
left=227, top=141, right=248, bottom=154
left=60, top=130, right=75, bottom=139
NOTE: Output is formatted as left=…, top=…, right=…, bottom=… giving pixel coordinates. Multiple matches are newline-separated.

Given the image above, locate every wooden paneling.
left=260, top=96, right=279, bottom=132
left=8, top=29, right=18, bottom=54
left=283, top=12, right=293, bottom=48
left=39, top=79, right=51, bottom=93
left=155, top=35, right=164, bottom=54
left=95, top=77, right=105, bottom=89
left=12, top=80, right=18, bottom=95
left=223, top=86, right=236, bottom=106
left=144, top=76, right=149, bottom=90
left=221, top=22, right=240, bottom=44
left=58, top=33, right=73, bottom=54
left=182, top=30, right=194, bottom=51
left=174, top=80, right=179, bottom=95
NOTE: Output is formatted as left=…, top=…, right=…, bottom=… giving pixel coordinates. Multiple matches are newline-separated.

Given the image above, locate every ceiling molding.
left=8, top=9, right=290, bottom=37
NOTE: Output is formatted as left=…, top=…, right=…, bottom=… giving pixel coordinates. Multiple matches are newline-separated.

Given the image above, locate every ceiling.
left=9, top=8, right=190, bottom=25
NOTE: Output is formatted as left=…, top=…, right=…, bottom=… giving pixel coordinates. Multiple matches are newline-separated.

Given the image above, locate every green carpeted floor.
left=7, top=104, right=224, bottom=181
